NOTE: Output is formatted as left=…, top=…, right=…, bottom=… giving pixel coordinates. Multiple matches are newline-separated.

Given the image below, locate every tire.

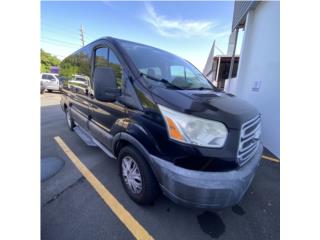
left=119, top=146, right=160, bottom=205
left=47, top=89, right=52, bottom=93
left=66, top=108, right=75, bottom=131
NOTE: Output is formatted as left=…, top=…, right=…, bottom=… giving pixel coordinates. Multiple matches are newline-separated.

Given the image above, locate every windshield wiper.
left=187, top=87, right=214, bottom=91
left=140, top=72, right=183, bottom=90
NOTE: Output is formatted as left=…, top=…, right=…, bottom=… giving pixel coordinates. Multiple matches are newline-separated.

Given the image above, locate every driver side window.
left=94, top=47, right=123, bottom=89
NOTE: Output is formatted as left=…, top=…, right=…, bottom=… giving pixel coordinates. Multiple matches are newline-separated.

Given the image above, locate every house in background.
left=202, top=41, right=240, bottom=90
left=225, top=1, right=280, bottom=157
left=211, top=55, right=239, bottom=90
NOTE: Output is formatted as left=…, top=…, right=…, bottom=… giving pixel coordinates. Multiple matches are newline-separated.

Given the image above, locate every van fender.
left=112, top=132, right=152, bottom=160
left=112, top=131, right=162, bottom=177
left=112, top=119, right=162, bottom=156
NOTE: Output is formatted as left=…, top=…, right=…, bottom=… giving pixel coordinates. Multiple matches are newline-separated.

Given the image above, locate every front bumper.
left=149, top=143, right=263, bottom=209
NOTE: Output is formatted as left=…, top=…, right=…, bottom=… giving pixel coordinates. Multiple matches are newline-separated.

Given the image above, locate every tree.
left=40, top=49, right=61, bottom=73
left=60, top=54, right=78, bottom=79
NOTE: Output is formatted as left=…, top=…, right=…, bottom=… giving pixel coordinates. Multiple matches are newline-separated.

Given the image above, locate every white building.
left=225, top=1, right=280, bottom=157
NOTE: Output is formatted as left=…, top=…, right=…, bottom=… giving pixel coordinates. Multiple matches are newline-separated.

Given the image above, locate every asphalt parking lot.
left=41, top=92, right=280, bottom=240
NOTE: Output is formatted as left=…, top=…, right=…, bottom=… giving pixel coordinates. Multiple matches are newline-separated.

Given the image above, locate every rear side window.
left=42, top=74, right=48, bottom=79
left=60, top=45, right=92, bottom=88
left=95, top=48, right=108, bottom=68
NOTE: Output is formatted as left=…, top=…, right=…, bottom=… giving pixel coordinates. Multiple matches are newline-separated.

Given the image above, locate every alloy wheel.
left=121, top=156, right=143, bottom=194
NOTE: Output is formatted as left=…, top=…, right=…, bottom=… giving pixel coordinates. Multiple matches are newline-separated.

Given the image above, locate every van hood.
left=151, top=87, right=258, bottom=129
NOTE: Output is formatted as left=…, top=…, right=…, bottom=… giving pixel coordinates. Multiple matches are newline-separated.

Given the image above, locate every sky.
left=41, top=1, right=242, bottom=71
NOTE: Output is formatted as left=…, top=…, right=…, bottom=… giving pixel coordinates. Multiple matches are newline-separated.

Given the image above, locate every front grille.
left=237, top=115, right=261, bottom=166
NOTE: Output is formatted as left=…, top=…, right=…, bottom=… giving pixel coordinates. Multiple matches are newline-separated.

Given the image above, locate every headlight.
left=158, top=105, right=228, bottom=148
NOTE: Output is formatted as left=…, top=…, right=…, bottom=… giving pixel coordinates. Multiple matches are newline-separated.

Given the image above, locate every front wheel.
left=66, top=108, right=75, bottom=131
left=119, top=146, right=160, bottom=205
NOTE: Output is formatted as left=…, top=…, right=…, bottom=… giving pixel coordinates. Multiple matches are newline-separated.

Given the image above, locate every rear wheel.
left=66, top=108, right=75, bottom=131
left=119, top=146, right=160, bottom=205
left=47, top=89, right=52, bottom=93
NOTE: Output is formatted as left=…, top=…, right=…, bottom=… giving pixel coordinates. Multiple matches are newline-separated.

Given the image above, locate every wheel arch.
left=113, top=132, right=153, bottom=161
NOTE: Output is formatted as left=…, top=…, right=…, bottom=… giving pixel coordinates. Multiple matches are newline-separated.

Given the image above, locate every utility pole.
left=80, top=24, right=85, bottom=46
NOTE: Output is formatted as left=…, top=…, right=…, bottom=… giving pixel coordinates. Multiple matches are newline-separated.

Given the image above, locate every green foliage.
left=60, top=60, right=78, bottom=79
left=110, top=63, right=122, bottom=88
left=78, top=52, right=91, bottom=77
left=60, top=54, right=79, bottom=79
left=40, top=49, right=61, bottom=73
left=95, top=56, right=108, bottom=68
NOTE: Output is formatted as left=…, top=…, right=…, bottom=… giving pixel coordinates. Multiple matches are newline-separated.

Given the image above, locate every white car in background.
left=41, top=73, right=62, bottom=92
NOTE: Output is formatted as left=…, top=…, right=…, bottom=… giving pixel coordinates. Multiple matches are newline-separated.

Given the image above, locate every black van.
left=60, top=37, right=263, bottom=208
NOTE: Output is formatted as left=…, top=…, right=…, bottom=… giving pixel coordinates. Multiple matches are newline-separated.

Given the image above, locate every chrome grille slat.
left=242, top=114, right=260, bottom=128
left=241, top=122, right=261, bottom=139
left=241, top=143, right=259, bottom=162
left=237, top=115, right=261, bottom=166
left=239, top=140, right=258, bottom=154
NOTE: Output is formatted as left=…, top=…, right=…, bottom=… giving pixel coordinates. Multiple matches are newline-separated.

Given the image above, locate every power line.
left=41, top=28, right=80, bottom=40
left=41, top=41, right=80, bottom=53
left=41, top=37, right=81, bottom=47
left=41, top=31, right=95, bottom=46
left=41, top=23, right=96, bottom=41
left=41, top=42, right=78, bottom=51
left=41, top=22, right=80, bottom=34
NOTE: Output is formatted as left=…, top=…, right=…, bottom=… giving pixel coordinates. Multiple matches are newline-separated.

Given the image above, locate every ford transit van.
left=60, top=37, right=263, bottom=208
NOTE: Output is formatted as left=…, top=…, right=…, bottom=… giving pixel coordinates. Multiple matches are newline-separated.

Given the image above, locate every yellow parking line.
left=262, top=155, right=280, bottom=163
left=54, top=136, right=154, bottom=240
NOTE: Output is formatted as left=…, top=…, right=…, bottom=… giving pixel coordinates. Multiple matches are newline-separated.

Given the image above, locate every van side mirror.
left=93, top=67, right=121, bottom=102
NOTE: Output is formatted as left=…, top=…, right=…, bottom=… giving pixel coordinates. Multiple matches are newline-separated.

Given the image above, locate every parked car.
left=40, top=73, right=62, bottom=92
left=67, top=74, right=90, bottom=90
left=60, top=37, right=263, bottom=209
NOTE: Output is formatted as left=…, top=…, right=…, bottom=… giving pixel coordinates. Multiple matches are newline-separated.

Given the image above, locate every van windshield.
left=119, top=40, right=214, bottom=90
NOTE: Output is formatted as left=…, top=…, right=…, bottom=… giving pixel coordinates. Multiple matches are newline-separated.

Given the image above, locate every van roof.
left=93, top=36, right=153, bottom=49
left=63, top=36, right=161, bottom=60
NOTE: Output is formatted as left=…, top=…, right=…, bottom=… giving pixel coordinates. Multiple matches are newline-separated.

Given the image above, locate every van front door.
left=88, top=46, right=126, bottom=150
